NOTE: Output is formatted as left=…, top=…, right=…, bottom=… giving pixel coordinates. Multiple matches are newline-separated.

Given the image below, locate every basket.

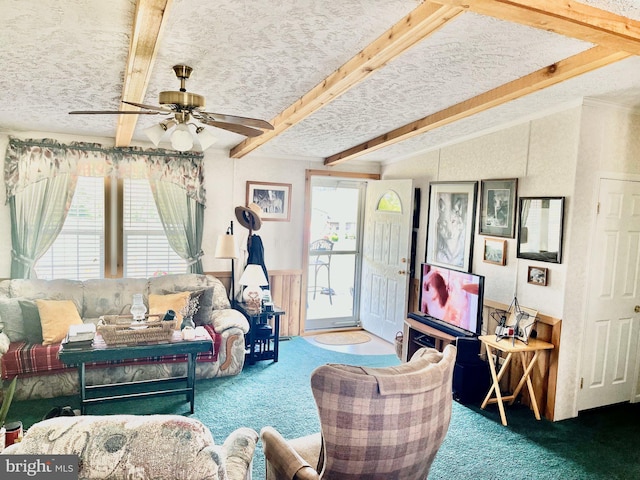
left=97, top=314, right=177, bottom=346
left=394, top=331, right=404, bottom=360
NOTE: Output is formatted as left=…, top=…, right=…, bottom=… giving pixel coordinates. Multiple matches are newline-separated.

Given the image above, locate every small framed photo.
left=246, top=181, right=292, bottom=222
left=479, top=178, right=518, bottom=238
left=483, top=238, right=506, bottom=266
left=527, top=266, right=548, bottom=286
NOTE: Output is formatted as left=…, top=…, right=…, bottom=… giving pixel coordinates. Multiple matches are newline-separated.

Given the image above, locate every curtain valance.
left=4, top=137, right=206, bottom=205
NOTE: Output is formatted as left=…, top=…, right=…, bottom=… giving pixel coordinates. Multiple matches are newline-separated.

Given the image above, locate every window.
left=36, top=177, right=105, bottom=280
left=36, top=176, right=186, bottom=280
left=123, top=179, right=185, bottom=277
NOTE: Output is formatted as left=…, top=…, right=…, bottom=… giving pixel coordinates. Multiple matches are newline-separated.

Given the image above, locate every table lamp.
left=239, top=264, right=268, bottom=311
left=215, top=221, right=239, bottom=303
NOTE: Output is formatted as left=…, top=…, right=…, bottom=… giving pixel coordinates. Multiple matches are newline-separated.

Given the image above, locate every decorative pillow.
left=18, top=300, right=44, bottom=344
left=163, top=288, right=214, bottom=326
left=192, top=287, right=214, bottom=326
left=36, top=299, right=83, bottom=346
left=0, top=298, right=26, bottom=342
left=149, top=292, right=191, bottom=323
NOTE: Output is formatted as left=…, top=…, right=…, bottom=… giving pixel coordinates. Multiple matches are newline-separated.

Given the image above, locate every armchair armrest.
left=261, top=427, right=320, bottom=480
left=211, top=309, right=250, bottom=334
left=222, top=427, right=259, bottom=480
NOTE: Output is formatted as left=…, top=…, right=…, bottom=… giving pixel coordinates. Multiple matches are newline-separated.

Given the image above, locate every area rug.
left=313, top=331, right=371, bottom=345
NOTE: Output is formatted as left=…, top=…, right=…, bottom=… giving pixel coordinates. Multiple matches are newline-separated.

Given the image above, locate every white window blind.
left=36, top=176, right=105, bottom=280
left=36, top=176, right=187, bottom=280
left=123, top=178, right=186, bottom=277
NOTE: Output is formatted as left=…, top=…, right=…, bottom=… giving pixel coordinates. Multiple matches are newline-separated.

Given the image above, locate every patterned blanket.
left=1, top=324, right=222, bottom=379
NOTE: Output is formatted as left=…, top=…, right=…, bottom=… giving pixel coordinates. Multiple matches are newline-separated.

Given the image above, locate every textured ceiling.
left=1, top=0, right=640, bottom=165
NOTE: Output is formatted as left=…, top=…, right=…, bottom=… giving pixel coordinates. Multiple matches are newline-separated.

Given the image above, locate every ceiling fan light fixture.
left=171, top=123, right=193, bottom=151
left=144, top=123, right=167, bottom=146
left=196, top=126, right=218, bottom=151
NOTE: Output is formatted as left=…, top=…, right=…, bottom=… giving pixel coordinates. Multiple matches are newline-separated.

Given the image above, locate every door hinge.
left=580, top=377, right=584, bottom=389
left=596, top=202, right=600, bottom=215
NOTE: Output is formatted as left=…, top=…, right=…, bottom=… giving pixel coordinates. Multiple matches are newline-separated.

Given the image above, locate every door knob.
left=635, top=305, right=640, bottom=313
left=401, top=258, right=407, bottom=263
left=398, top=270, right=406, bottom=275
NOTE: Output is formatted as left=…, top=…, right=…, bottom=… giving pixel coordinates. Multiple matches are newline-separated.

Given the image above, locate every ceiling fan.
left=69, top=65, right=274, bottom=151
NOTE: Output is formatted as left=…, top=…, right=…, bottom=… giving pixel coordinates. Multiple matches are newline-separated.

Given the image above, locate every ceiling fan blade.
left=198, top=111, right=273, bottom=130
left=69, top=110, right=162, bottom=115
left=122, top=100, right=172, bottom=113
left=199, top=118, right=265, bottom=137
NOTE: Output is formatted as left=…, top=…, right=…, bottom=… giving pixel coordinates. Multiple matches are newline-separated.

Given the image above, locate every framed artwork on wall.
left=527, top=266, right=548, bottom=286
left=479, top=178, right=518, bottom=238
left=517, top=196, right=565, bottom=263
left=246, top=181, right=292, bottom=222
left=425, top=181, right=478, bottom=272
left=483, top=238, right=506, bottom=266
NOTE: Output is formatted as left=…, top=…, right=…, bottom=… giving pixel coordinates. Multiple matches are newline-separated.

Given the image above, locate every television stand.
left=403, top=317, right=456, bottom=361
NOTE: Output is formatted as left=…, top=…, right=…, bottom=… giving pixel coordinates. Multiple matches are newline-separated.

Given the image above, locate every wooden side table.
left=478, top=335, right=554, bottom=426
left=234, top=302, right=284, bottom=365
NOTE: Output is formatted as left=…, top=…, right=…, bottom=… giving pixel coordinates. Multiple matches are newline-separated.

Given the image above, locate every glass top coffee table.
left=58, top=328, right=213, bottom=414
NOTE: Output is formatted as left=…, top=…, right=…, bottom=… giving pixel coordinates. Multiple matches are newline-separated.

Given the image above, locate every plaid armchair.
left=261, top=344, right=457, bottom=480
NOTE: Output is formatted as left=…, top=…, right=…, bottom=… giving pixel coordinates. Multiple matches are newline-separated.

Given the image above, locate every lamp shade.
left=197, top=127, right=218, bottom=151
left=239, top=264, right=268, bottom=287
left=144, top=123, right=167, bottom=146
left=214, top=234, right=238, bottom=259
left=171, top=124, right=194, bottom=151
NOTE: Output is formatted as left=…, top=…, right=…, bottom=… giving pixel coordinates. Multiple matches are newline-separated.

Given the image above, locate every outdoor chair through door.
left=309, top=239, right=334, bottom=305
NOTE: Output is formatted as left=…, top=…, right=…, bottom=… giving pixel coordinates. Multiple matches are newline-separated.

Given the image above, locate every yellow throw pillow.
left=36, top=299, right=83, bottom=346
left=149, top=292, right=191, bottom=323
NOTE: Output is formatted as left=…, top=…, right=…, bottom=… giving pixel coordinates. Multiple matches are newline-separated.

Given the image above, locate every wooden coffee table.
left=59, top=328, right=213, bottom=414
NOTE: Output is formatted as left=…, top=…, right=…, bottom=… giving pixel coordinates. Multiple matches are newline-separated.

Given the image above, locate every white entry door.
left=360, top=179, right=413, bottom=342
left=578, top=178, right=640, bottom=411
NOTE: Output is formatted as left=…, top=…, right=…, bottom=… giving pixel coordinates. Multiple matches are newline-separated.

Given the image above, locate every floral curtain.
left=4, top=137, right=205, bottom=278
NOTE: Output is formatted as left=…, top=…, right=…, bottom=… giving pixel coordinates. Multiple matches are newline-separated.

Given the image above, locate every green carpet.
left=7, top=336, right=640, bottom=479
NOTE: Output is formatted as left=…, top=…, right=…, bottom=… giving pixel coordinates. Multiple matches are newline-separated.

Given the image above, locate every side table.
left=478, top=335, right=554, bottom=426
left=234, top=302, right=284, bottom=365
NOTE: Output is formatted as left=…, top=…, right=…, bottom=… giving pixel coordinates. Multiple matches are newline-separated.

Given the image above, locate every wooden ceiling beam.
left=324, top=46, right=630, bottom=166
left=115, top=0, right=173, bottom=147
left=430, top=0, right=640, bottom=55
left=229, top=1, right=464, bottom=159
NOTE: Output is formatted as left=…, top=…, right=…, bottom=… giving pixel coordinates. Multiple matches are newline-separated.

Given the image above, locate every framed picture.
left=527, top=266, right=548, bottom=286
left=246, top=181, right=292, bottom=222
left=483, top=238, right=506, bottom=266
left=425, top=181, right=478, bottom=272
left=479, top=178, right=518, bottom=238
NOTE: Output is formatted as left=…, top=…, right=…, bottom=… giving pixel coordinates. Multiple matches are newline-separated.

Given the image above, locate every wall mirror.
left=517, top=197, right=565, bottom=263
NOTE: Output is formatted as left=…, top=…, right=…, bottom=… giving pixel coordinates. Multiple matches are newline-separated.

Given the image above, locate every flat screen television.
left=410, top=263, right=484, bottom=338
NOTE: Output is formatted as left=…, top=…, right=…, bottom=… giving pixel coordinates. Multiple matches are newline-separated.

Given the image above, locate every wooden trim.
left=305, top=169, right=380, bottom=180
left=115, top=0, right=173, bottom=147
left=229, top=2, right=463, bottom=159
left=432, top=0, right=640, bottom=55
left=325, top=46, right=630, bottom=165
left=483, top=299, right=561, bottom=327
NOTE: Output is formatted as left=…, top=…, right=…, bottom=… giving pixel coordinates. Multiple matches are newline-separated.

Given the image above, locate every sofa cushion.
left=18, top=300, right=44, bottom=344
left=37, top=300, right=84, bottom=346
left=82, top=278, right=150, bottom=319
left=1, top=325, right=222, bottom=379
left=149, top=274, right=230, bottom=310
left=0, top=297, right=26, bottom=342
left=149, top=291, right=191, bottom=323
left=8, top=279, right=84, bottom=311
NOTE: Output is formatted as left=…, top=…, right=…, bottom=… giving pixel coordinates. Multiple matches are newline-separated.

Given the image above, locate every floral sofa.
left=1, top=415, right=258, bottom=480
left=0, top=273, right=249, bottom=401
